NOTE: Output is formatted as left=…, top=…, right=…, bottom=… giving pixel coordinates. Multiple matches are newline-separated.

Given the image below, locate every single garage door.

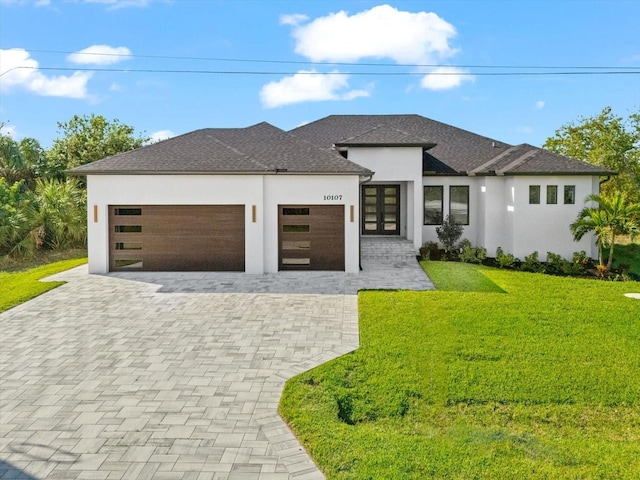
left=109, top=205, right=245, bottom=272
left=278, top=205, right=344, bottom=271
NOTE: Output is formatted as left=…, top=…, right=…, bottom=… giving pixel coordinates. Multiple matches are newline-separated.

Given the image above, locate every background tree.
left=48, top=114, right=149, bottom=172
left=0, top=134, right=49, bottom=187
left=570, top=193, right=640, bottom=270
left=544, top=107, right=640, bottom=205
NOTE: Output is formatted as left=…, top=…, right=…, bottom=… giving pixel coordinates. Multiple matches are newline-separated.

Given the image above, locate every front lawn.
left=280, top=263, right=640, bottom=479
left=0, top=257, right=87, bottom=312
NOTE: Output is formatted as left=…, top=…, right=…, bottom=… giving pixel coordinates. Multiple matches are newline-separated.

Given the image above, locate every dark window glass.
left=114, top=208, right=142, bottom=216
left=282, top=225, right=310, bottom=233
left=115, top=225, right=142, bottom=233
left=282, top=207, right=310, bottom=215
left=529, top=185, right=540, bottom=204
left=547, top=185, right=558, bottom=204
left=564, top=185, right=575, bottom=204
left=450, top=186, right=470, bottom=225
left=424, top=186, right=443, bottom=225
left=115, top=242, right=142, bottom=250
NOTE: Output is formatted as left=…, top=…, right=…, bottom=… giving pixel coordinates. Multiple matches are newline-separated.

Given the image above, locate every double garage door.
left=109, top=205, right=245, bottom=272
left=109, top=204, right=345, bottom=272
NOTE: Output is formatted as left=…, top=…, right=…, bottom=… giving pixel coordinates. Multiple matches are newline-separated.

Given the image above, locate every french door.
left=361, top=185, right=400, bottom=235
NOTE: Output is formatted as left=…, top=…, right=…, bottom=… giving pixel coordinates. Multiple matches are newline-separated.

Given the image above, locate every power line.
left=21, top=48, right=640, bottom=71
left=1, top=66, right=639, bottom=78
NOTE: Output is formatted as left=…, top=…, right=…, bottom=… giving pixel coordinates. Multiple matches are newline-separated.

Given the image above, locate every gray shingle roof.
left=73, top=115, right=615, bottom=177
left=291, top=114, right=614, bottom=176
left=71, top=122, right=371, bottom=175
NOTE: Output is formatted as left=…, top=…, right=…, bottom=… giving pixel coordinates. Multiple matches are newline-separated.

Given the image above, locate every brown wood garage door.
left=109, top=205, right=245, bottom=272
left=278, top=205, right=344, bottom=271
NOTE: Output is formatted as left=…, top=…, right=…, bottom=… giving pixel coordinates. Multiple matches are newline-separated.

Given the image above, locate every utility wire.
left=2, top=66, right=640, bottom=78
left=20, top=48, right=640, bottom=71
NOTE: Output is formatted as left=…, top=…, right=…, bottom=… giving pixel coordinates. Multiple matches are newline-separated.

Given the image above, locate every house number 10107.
left=324, top=195, right=343, bottom=200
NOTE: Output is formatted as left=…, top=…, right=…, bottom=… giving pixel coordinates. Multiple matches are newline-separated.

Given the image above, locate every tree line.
left=1, top=114, right=147, bottom=257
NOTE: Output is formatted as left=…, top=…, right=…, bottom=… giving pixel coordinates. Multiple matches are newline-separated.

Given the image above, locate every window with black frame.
left=424, top=186, right=443, bottom=225
left=450, top=186, right=469, bottom=225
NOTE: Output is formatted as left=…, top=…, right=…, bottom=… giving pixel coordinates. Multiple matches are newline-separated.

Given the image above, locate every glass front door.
left=362, top=185, right=400, bottom=235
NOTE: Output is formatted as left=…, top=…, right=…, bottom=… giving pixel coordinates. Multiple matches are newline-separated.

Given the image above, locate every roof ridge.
left=341, top=123, right=386, bottom=143
left=468, top=145, right=522, bottom=175
left=496, top=146, right=539, bottom=175
left=207, top=133, right=270, bottom=171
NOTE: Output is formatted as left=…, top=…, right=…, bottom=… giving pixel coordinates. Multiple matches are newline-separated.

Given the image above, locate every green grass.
left=0, top=257, right=87, bottom=312
left=420, top=261, right=505, bottom=292
left=280, top=264, right=640, bottom=479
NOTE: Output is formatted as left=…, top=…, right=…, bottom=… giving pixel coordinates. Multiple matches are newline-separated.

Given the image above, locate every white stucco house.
left=72, top=114, right=613, bottom=274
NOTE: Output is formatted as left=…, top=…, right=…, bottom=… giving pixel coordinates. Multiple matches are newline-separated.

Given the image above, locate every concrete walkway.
left=0, top=238, right=433, bottom=480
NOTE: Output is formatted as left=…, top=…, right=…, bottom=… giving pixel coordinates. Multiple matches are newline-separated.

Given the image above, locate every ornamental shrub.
left=522, top=251, right=545, bottom=273
left=495, top=247, right=516, bottom=269
left=435, top=215, right=464, bottom=255
left=459, top=239, right=487, bottom=264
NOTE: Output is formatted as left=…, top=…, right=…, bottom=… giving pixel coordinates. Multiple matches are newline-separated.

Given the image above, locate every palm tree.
left=570, top=193, right=640, bottom=270
left=30, top=178, right=87, bottom=250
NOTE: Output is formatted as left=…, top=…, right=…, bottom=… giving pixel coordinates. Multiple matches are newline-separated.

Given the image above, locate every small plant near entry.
left=495, top=247, right=516, bottom=269
left=545, top=252, right=571, bottom=276
left=521, top=251, right=545, bottom=273
left=459, top=239, right=487, bottom=264
left=419, top=241, right=441, bottom=261
left=436, top=215, right=464, bottom=258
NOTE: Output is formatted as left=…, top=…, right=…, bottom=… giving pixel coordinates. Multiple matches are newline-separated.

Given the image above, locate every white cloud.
left=420, top=66, right=474, bottom=91
left=0, top=48, right=92, bottom=99
left=260, top=70, right=371, bottom=108
left=287, top=4, right=457, bottom=64
left=516, top=126, right=534, bottom=134
left=280, top=13, right=308, bottom=26
left=535, top=100, right=545, bottom=110
left=68, top=45, right=132, bottom=65
left=149, top=129, right=175, bottom=143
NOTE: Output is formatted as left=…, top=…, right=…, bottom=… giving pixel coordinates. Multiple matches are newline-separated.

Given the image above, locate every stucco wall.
left=86, top=174, right=360, bottom=274
left=421, top=175, right=597, bottom=261
left=510, top=175, right=596, bottom=261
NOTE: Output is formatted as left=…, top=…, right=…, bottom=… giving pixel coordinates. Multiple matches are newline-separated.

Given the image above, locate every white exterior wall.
left=348, top=147, right=424, bottom=249
left=86, top=174, right=361, bottom=274
left=421, top=174, right=597, bottom=260
left=509, top=175, right=596, bottom=261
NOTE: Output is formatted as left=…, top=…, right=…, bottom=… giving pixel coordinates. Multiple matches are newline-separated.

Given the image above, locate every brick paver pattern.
left=0, top=238, right=433, bottom=479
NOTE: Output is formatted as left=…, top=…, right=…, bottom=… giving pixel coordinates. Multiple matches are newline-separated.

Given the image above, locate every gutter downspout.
left=599, top=176, right=611, bottom=195
left=358, top=174, right=374, bottom=271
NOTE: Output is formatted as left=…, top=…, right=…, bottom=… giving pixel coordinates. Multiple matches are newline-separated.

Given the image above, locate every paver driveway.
left=1, top=239, right=433, bottom=479
left=1, top=267, right=361, bottom=480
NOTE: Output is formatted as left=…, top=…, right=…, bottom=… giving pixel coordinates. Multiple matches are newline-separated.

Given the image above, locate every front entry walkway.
left=0, top=238, right=432, bottom=480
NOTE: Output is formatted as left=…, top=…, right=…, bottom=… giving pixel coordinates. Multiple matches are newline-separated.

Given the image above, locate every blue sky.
left=1, top=0, right=639, bottom=149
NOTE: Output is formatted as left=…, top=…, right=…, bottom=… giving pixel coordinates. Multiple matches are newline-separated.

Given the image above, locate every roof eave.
left=69, top=169, right=371, bottom=176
